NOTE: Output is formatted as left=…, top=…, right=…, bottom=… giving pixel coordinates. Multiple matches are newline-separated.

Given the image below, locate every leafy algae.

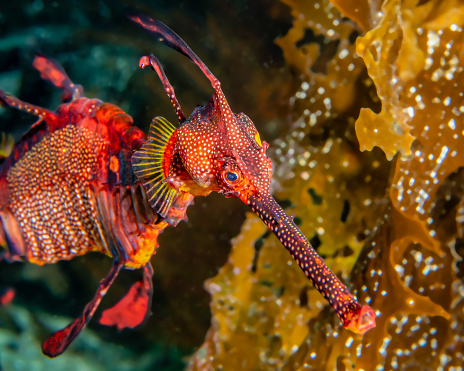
left=190, top=0, right=464, bottom=369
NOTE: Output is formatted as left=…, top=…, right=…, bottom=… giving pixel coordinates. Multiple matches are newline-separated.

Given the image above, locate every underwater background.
left=1, top=0, right=464, bottom=370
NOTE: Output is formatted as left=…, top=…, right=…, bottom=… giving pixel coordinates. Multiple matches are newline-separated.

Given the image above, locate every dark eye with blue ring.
left=226, top=171, right=238, bottom=182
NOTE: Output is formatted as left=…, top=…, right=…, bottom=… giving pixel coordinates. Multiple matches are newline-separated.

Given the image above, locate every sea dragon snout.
left=129, top=14, right=376, bottom=334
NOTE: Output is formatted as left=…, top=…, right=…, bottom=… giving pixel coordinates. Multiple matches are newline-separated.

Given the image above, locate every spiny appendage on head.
left=139, top=55, right=185, bottom=123
left=130, top=14, right=376, bottom=334
left=130, top=14, right=272, bottom=201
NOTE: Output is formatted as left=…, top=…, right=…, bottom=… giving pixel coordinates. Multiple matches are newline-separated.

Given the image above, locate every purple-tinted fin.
left=42, top=261, right=122, bottom=358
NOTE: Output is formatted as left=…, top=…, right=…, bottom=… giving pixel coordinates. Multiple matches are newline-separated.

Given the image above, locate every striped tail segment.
left=132, top=116, right=179, bottom=218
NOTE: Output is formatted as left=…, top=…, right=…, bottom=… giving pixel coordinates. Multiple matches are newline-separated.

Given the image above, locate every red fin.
left=33, top=53, right=83, bottom=101
left=99, top=263, right=153, bottom=330
left=99, top=281, right=149, bottom=330
left=0, top=287, right=15, bottom=306
left=42, top=261, right=121, bottom=358
left=42, top=315, right=86, bottom=357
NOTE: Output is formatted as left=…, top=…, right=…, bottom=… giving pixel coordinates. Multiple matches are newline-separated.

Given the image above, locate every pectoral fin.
left=132, top=116, right=179, bottom=218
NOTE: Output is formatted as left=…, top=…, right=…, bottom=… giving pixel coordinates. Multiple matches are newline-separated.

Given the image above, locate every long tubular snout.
left=247, top=193, right=376, bottom=334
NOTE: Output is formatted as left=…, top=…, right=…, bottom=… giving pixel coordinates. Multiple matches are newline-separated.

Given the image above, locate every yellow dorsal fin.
left=132, top=117, right=178, bottom=218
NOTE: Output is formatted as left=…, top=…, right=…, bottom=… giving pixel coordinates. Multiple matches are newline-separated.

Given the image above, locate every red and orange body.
left=0, top=15, right=376, bottom=358
left=0, top=54, right=192, bottom=357
left=1, top=97, right=155, bottom=267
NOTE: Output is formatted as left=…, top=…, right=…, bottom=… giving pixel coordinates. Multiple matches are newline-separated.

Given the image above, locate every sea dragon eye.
left=220, top=163, right=243, bottom=190
left=225, top=171, right=239, bottom=182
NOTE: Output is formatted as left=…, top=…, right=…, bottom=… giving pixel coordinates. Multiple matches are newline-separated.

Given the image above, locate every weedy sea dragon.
left=0, top=14, right=376, bottom=357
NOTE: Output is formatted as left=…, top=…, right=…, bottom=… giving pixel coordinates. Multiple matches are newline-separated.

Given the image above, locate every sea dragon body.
left=0, top=54, right=187, bottom=356
left=0, top=15, right=375, bottom=358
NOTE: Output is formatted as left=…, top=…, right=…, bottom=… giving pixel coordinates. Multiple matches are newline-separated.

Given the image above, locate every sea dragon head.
left=178, top=93, right=274, bottom=204
left=130, top=14, right=376, bottom=335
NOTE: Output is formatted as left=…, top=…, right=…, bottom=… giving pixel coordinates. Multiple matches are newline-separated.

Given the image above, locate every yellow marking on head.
left=254, top=132, right=262, bottom=147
